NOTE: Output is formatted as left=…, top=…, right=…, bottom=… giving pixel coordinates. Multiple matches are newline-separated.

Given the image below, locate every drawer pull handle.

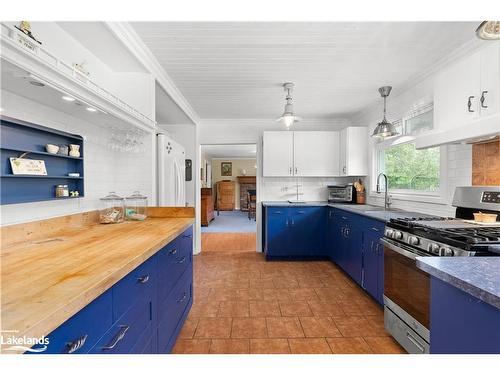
left=183, top=234, right=193, bottom=238
left=406, top=332, right=425, bottom=353
left=137, top=275, right=150, bottom=284
left=102, top=325, right=130, bottom=350
left=66, top=334, right=88, bottom=354
left=341, top=216, right=347, bottom=220
left=371, top=227, right=379, bottom=232
left=177, top=293, right=187, bottom=303
left=177, top=256, right=186, bottom=264
left=169, top=249, right=178, bottom=255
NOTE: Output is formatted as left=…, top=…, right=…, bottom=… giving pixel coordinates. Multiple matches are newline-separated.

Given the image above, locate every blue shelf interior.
left=1, top=116, right=85, bottom=205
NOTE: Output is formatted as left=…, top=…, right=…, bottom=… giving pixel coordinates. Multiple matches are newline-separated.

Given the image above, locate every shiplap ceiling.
left=202, top=144, right=257, bottom=159
left=131, top=22, right=477, bottom=119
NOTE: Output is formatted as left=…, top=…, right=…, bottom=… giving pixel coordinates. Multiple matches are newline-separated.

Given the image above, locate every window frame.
left=370, top=103, right=449, bottom=205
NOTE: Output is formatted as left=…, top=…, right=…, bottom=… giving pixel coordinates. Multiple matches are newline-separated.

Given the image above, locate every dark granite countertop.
left=416, top=257, right=500, bottom=309
left=261, top=201, right=435, bottom=223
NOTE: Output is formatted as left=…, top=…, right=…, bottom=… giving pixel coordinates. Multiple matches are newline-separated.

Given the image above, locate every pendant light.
left=476, top=21, right=500, bottom=40
left=371, top=86, right=399, bottom=139
left=276, top=82, right=302, bottom=129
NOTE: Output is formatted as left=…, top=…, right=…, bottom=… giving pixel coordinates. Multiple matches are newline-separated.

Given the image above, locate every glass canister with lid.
left=99, top=192, right=125, bottom=224
left=125, top=191, right=148, bottom=221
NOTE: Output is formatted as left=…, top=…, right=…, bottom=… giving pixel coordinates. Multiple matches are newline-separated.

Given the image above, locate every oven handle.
left=380, top=238, right=418, bottom=260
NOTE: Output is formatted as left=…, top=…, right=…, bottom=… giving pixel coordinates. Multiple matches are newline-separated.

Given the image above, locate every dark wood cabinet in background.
left=216, top=181, right=235, bottom=211
left=201, top=188, right=214, bottom=226
left=237, top=176, right=256, bottom=212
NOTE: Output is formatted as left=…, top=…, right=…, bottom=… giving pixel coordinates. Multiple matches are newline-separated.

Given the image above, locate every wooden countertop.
left=1, top=210, right=194, bottom=346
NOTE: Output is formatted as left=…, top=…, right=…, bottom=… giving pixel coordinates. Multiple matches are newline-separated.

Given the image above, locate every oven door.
left=382, top=238, right=431, bottom=335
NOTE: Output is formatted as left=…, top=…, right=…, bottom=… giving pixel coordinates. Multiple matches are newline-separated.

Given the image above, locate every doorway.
left=200, top=144, right=257, bottom=252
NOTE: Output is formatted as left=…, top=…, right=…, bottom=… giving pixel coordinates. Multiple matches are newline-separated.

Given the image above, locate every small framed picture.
left=10, top=157, right=47, bottom=175
left=221, top=162, right=232, bottom=176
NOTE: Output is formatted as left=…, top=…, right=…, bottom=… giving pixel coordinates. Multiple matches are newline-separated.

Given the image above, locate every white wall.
left=351, top=75, right=472, bottom=217
left=1, top=90, right=154, bottom=225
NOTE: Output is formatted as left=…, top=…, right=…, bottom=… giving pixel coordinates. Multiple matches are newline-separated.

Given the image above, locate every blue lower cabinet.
left=31, top=289, right=113, bottom=354
left=344, top=224, right=363, bottom=285
left=264, top=206, right=327, bottom=259
left=29, top=225, right=193, bottom=354
left=157, top=266, right=193, bottom=353
left=430, top=277, right=500, bottom=354
left=89, top=298, right=153, bottom=354
left=360, top=220, right=385, bottom=305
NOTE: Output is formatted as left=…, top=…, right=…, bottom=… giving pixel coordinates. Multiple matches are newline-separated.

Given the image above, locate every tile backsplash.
left=472, top=138, right=500, bottom=186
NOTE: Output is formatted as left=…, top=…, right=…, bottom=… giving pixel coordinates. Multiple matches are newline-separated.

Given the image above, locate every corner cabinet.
left=29, top=226, right=193, bottom=354
left=262, top=131, right=340, bottom=177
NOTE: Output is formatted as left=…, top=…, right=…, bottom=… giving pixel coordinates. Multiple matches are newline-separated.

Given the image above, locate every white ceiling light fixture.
left=476, top=21, right=500, bottom=40
left=371, top=86, right=399, bottom=139
left=276, top=82, right=302, bottom=129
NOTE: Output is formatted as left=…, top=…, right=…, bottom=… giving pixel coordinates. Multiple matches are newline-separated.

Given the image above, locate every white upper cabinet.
left=263, top=131, right=294, bottom=177
left=433, top=42, right=500, bottom=132
left=263, top=129, right=364, bottom=177
left=339, top=127, right=368, bottom=176
left=293, top=131, right=339, bottom=177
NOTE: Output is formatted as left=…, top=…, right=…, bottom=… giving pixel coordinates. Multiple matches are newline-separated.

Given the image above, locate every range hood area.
left=416, top=41, right=500, bottom=149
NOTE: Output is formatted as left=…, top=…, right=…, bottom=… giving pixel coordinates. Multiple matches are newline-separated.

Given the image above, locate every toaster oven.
left=328, top=184, right=356, bottom=203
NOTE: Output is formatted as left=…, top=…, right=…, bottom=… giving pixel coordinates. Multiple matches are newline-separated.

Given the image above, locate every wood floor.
left=201, top=233, right=256, bottom=253
left=172, top=251, right=405, bottom=354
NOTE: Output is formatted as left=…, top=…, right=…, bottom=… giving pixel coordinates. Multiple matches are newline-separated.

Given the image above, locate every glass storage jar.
left=125, top=191, right=148, bottom=221
left=99, top=192, right=125, bottom=224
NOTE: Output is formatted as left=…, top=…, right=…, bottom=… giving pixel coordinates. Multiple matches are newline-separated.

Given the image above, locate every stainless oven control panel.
left=481, top=191, right=500, bottom=204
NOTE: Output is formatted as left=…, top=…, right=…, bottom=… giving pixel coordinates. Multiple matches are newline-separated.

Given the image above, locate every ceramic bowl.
left=46, top=144, right=59, bottom=154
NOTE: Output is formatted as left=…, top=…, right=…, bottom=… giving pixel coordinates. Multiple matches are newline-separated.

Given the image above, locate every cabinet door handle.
left=169, top=248, right=178, bottom=255
left=183, top=234, right=193, bottom=238
left=295, top=167, right=298, bottom=174
left=66, top=334, right=88, bottom=354
left=102, top=325, right=129, bottom=350
left=290, top=218, right=295, bottom=226
left=467, top=96, right=475, bottom=112
left=285, top=218, right=289, bottom=227
left=177, top=256, right=186, bottom=264
left=137, top=275, right=150, bottom=284
left=342, top=166, right=346, bottom=174
left=370, top=241, right=374, bottom=253
left=289, top=167, right=292, bottom=175
left=177, top=292, right=188, bottom=304
left=480, top=91, right=488, bottom=108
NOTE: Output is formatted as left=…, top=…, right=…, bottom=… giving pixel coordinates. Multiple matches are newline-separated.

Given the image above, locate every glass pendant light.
left=476, top=21, right=500, bottom=40
left=371, top=86, right=399, bottom=139
left=276, top=82, right=302, bottom=129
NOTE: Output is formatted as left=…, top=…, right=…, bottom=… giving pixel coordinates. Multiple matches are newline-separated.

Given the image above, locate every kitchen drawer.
left=89, top=296, right=153, bottom=354
left=31, top=289, right=113, bottom=354
left=158, top=230, right=193, bottom=303
left=157, top=266, right=193, bottom=353
left=113, top=254, right=157, bottom=321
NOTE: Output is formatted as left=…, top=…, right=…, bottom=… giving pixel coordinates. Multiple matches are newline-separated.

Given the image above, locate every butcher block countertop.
left=0, top=207, right=195, bottom=347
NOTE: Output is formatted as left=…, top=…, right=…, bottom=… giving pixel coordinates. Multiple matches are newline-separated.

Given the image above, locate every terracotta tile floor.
left=172, top=251, right=405, bottom=354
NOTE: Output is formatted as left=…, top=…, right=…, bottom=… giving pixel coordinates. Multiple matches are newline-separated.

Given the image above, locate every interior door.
left=293, top=131, right=339, bottom=176
left=263, top=131, right=294, bottom=177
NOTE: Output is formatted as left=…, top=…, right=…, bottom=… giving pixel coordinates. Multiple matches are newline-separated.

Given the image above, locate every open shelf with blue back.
left=1, top=115, right=84, bottom=205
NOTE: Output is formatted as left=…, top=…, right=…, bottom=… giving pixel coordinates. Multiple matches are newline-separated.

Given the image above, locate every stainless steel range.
left=382, top=186, right=500, bottom=354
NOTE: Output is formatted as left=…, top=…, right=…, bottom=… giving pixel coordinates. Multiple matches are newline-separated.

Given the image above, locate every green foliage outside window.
left=381, top=143, right=440, bottom=191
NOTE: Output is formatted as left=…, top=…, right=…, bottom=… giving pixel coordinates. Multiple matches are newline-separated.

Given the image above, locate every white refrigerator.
left=157, top=133, right=186, bottom=206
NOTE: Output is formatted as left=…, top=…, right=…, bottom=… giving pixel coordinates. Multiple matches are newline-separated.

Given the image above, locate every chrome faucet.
left=376, top=173, right=392, bottom=210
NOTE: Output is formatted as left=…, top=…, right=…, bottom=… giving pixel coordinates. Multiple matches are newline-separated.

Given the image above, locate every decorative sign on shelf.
left=9, top=157, right=47, bottom=175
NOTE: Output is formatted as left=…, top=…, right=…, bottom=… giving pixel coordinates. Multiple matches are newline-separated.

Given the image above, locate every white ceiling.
left=57, top=22, right=147, bottom=73
left=131, top=22, right=477, bottom=120
left=202, top=144, right=257, bottom=159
